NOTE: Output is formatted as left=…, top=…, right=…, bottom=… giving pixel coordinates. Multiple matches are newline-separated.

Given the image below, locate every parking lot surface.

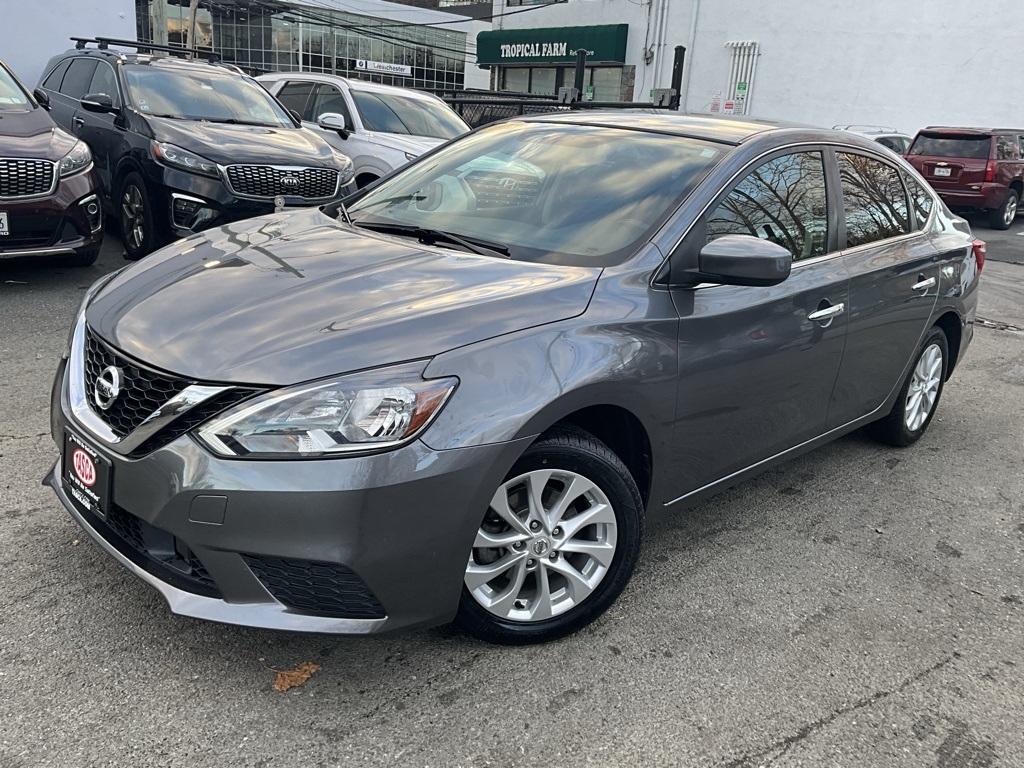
left=1, top=218, right=1022, bottom=767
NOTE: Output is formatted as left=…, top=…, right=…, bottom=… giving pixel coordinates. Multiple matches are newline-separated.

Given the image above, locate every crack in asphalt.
left=721, top=653, right=960, bottom=767
left=976, top=317, right=1024, bottom=333
left=0, top=433, right=50, bottom=441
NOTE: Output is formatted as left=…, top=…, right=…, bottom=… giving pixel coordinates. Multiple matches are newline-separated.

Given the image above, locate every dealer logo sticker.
left=72, top=448, right=96, bottom=487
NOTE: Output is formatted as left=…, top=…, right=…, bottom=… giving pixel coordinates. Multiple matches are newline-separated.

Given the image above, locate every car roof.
left=919, top=126, right=1024, bottom=135
left=257, top=71, right=445, bottom=102
left=513, top=111, right=831, bottom=145
left=833, top=125, right=908, bottom=137
left=57, top=48, right=243, bottom=74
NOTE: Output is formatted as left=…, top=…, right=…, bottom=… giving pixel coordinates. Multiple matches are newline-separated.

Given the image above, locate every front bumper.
left=48, top=354, right=531, bottom=634
left=0, top=169, right=103, bottom=260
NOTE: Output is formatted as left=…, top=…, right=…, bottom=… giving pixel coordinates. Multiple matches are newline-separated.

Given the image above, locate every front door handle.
left=912, top=276, right=936, bottom=292
left=72, top=116, right=85, bottom=129
left=808, top=302, right=845, bottom=322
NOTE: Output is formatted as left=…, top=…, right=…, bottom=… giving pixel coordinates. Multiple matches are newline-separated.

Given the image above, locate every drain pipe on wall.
left=681, top=0, right=702, bottom=111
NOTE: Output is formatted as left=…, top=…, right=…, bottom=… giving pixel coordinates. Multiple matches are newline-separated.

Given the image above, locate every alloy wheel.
left=465, top=469, right=618, bottom=622
left=904, top=342, right=943, bottom=431
left=122, top=185, right=145, bottom=250
left=1005, top=195, right=1018, bottom=227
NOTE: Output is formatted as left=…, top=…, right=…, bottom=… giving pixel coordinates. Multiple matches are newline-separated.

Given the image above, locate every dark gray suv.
left=46, top=113, right=982, bottom=644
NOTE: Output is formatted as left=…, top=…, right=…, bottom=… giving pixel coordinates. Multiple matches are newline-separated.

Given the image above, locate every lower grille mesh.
left=242, top=555, right=385, bottom=619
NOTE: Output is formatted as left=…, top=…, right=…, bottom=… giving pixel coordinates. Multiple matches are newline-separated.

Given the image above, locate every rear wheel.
left=988, top=189, right=1019, bottom=230
left=867, top=326, right=948, bottom=447
left=455, top=426, right=643, bottom=645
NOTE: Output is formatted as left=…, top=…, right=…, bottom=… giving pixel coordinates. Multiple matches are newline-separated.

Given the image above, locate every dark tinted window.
left=276, top=81, right=314, bottom=120
left=41, top=59, right=71, bottom=91
left=837, top=153, right=911, bottom=247
left=877, top=136, right=909, bottom=153
left=60, top=59, right=98, bottom=99
left=88, top=62, right=120, bottom=108
left=905, top=176, right=934, bottom=230
left=1019, top=136, right=1024, bottom=157
left=995, top=136, right=1016, bottom=160
left=707, top=151, right=829, bottom=261
left=908, top=134, right=991, bottom=159
left=310, top=84, right=352, bottom=128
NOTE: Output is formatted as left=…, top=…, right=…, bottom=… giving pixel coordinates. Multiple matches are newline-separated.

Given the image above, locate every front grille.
left=242, top=555, right=385, bottom=619
left=0, top=158, right=55, bottom=198
left=84, top=330, right=192, bottom=438
left=225, top=165, right=339, bottom=201
left=89, top=503, right=221, bottom=597
left=464, top=170, right=541, bottom=208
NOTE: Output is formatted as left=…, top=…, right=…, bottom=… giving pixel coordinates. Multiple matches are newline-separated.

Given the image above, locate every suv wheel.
left=455, top=426, right=643, bottom=645
left=988, top=189, right=1019, bottom=230
left=119, top=172, right=163, bottom=259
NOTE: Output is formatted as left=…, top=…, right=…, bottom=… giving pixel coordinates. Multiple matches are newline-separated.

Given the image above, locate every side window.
left=995, top=136, right=1015, bottom=160
left=275, top=81, right=314, bottom=120
left=41, top=59, right=71, bottom=91
left=1019, top=135, right=1024, bottom=158
left=877, top=136, right=901, bottom=153
left=837, top=153, right=911, bottom=248
left=60, top=59, right=98, bottom=99
left=706, top=151, right=829, bottom=261
left=87, top=62, right=120, bottom=108
left=310, top=84, right=352, bottom=128
left=904, top=176, right=934, bottom=230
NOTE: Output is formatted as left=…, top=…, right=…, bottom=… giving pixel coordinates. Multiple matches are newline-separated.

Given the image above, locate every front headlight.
left=195, top=362, right=457, bottom=459
left=59, top=140, right=92, bottom=177
left=152, top=141, right=220, bottom=178
left=332, top=150, right=355, bottom=186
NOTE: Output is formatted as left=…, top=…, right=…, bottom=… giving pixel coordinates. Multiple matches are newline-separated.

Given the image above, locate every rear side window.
left=877, top=136, right=907, bottom=153
left=905, top=176, right=934, bottom=230
left=88, top=62, right=120, bottom=108
left=996, top=136, right=1016, bottom=160
left=908, top=134, right=991, bottom=159
left=42, top=59, right=71, bottom=91
left=60, top=59, right=98, bottom=99
left=837, top=153, right=911, bottom=248
left=276, top=81, right=314, bottom=120
left=707, top=151, right=829, bottom=261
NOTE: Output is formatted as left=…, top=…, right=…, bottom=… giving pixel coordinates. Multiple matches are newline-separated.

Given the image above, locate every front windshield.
left=124, top=65, right=294, bottom=127
left=351, top=90, right=469, bottom=140
left=0, top=64, right=32, bottom=111
left=347, top=121, right=727, bottom=267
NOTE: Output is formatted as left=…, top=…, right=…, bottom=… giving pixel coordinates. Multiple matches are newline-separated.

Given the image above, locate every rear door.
left=825, top=150, right=940, bottom=428
left=906, top=131, right=992, bottom=191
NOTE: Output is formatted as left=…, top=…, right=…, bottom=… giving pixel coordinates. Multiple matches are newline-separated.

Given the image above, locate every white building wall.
left=0, top=0, right=136, bottom=87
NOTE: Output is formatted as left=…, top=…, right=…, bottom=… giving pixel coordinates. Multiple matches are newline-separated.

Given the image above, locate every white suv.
left=259, top=72, right=470, bottom=189
left=833, top=125, right=912, bottom=154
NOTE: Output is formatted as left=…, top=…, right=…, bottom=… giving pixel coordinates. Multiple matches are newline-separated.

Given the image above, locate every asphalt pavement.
left=1, top=215, right=1022, bottom=767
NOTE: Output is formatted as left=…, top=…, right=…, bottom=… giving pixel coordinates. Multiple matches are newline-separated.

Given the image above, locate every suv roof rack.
left=71, top=36, right=222, bottom=63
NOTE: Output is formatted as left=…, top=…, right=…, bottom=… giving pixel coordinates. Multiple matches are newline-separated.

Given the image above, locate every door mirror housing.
left=288, top=108, right=302, bottom=125
left=33, top=88, right=51, bottom=110
left=81, top=93, right=116, bottom=113
left=697, top=234, right=793, bottom=287
left=317, top=112, right=350, bottom=139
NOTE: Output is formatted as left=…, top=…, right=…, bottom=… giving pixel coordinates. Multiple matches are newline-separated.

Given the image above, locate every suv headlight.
left=195, top=362, right=457, bottom=459
left=332, top=150, right=355, bottom=185
left=59, top=140, right=92, bottom=177
left=152, top=141, right=219, bottom=178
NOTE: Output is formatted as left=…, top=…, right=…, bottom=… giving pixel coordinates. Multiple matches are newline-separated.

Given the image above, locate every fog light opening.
left=171, top=193, right=217, bottom=232
left=80, top=194, right=103, bottom=233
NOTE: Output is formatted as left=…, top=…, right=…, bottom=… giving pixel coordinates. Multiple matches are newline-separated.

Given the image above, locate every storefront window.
left=531, top=68, right=557, bottom=96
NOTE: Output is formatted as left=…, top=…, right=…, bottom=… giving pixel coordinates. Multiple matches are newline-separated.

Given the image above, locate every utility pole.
left=185, top=0, right=201, bottom=54
left=152, top=0, right=168, bottom=46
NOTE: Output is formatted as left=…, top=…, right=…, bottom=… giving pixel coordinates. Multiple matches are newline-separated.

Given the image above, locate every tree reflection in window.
left=838, top=153, right=911, bottom=247
left=905, top=176, right=933, bottom=230
left=707, top=152, right=828, bottom=261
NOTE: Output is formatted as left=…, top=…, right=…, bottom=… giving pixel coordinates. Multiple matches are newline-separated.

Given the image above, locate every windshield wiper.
left=200, top=117, right=276, bottom=127
left=352, top=220, right=511, bottom=258
left=354, top=194, right=426, bottom=212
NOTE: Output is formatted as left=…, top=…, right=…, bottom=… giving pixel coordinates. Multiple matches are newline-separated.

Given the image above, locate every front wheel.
left=866, top=326, right=949, bottom=447
left=454, top=426, right=643, bottom=645
left=119, top=172, right=163, bottom=260
left=988, top=189, right=1019, bottom=230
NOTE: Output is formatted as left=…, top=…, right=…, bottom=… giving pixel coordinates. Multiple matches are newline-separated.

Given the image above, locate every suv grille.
left=464, top=170, right=541, bottom=208
left=242, top=555, right=385, bottom=619
left=0, top=158, right=56, bottom=198
left=225, top=166, right=339, bottom=201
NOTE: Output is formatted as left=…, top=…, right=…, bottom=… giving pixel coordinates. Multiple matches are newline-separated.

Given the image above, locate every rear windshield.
left=908, top=134, right=991, bottom=159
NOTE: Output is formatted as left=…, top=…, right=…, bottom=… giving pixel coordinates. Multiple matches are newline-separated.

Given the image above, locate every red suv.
left=905, top=127, right=1023, bottom=230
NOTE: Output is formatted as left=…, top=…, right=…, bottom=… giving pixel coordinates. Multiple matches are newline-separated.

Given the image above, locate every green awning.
left=476, top=24, right=628, bottom=66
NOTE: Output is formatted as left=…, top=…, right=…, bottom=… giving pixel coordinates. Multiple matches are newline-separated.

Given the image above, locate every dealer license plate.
left=933, top=167, right=952, bottom=177
left=0, top=211, right=9, bottom=236
left=62, top=431, right=112, bottom=519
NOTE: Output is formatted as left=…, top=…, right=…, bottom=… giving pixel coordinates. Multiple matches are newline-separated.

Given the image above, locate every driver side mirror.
left=697, top=234, right=793, bottom=287
left=33, top=88, right=51, bottom=110
left=317, top=112, right=350, bottom=139
left=81, top=93, right=116, bottom=114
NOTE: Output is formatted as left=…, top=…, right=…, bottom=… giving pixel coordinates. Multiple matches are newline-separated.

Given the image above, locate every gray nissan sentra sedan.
left=46, top=113, right=983, bottom=644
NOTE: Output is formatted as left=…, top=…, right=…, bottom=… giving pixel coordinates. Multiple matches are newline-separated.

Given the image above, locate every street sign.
left=585, top=85, right=595, bottom=101
left=736, top=81, right=747, bottom=98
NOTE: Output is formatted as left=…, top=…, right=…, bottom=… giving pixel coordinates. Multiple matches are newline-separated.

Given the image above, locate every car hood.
left=0, top=107, right=76, bottom=160
left=87, top=209, right=599, bottom=385
left=148, top=117, right=339, bottom=167
left=366, top=131, right=447, bottom=157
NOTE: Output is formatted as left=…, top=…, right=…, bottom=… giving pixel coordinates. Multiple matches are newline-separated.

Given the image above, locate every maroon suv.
left=0, top=59, right=102, bottom=266
left=906, top=127, right=1023, bottom=230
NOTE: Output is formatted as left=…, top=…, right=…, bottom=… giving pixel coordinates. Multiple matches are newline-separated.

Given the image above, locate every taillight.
left=972, top=239, right=986, bottom=271
left=984, top=161, right=996, bottom=183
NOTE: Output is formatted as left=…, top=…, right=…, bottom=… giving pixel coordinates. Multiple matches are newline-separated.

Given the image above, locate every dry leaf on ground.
left=273, top=661, right=321, bottom=692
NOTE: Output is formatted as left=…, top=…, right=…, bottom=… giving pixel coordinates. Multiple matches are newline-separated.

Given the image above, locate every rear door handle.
left=808, top=303, right=845, bottom=322
left=912, top=276, right=936, bottom=291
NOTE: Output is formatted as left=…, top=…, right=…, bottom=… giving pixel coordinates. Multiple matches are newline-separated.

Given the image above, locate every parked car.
left=258, top=72, right=470, bottom=189
left=905, top=126, right=1024, bottom=230
left=37, top=38, right=355, bottom=259
left=834, top=125, right=912, bottom=154
left=47, top=114, right=982, bottom=644
left=0, top=59, right=102, bottom=266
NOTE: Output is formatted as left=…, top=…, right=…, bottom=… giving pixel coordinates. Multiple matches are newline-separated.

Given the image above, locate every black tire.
left=454, top=425, right=643, bottom=645
left=355, top=173, right=379, bottom=190
left=62, top=248, right=99, bottom=267
left=866, top=326, right=949, bottom=447
left=118, top=172, right=163, bottom=260
left=988, top=189, right=1019, bottom=230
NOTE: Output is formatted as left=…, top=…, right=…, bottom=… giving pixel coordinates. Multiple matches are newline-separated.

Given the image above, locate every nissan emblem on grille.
left=94, top=365, right=123, bottom=411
